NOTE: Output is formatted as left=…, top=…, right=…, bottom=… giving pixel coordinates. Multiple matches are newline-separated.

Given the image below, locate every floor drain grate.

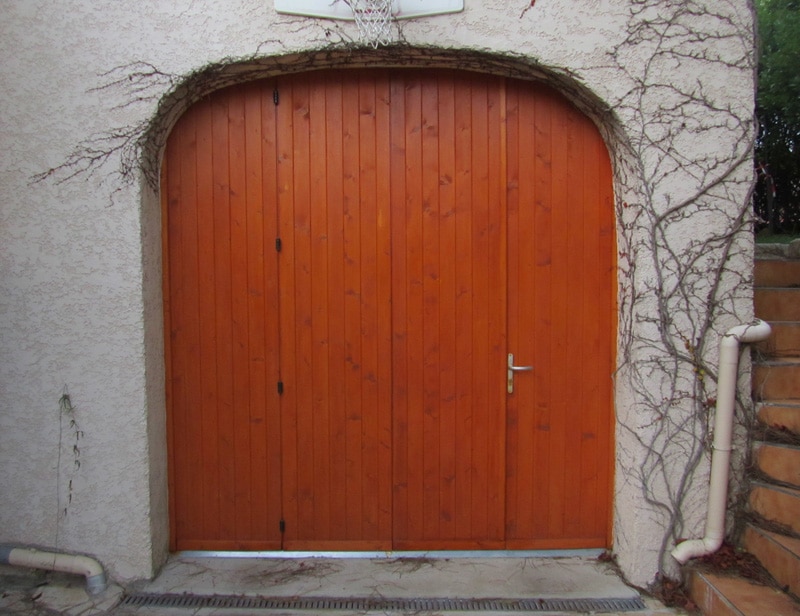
left=121, top=593, right=647, bottom=612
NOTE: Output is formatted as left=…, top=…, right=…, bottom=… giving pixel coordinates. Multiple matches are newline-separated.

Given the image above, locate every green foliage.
left=758, top=0, right=800, bottom=125
left=755, top=0, right=800, bottom=232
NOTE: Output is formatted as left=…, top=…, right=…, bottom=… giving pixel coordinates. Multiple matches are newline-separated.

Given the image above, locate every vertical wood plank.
left=358, top=72, right=380, bottom=540
left=227, top=86, right=252, bottom=543
left=530, top=89, right=554, bottom=539
left=598, top=145, right=616, bottom=545
left=547, top=89, right=571, bottom=539
left=277, top=76, right=299, bottom=544
left=243, top=82, right=267, bottom=542
left=194, top=97, right=222, bottom=543
left=486, top=76, right=508, bottom=541
left=506, top=83, right=533, bottom=538
left=309, top=73, right=332, bottom=541
left=420, top=74, right=441, bottom=540
left=403, top=73, right=425, bottom=542
left=390, top=71, right=410, bottom=544
left=341, top=73, right=364, bottom=541
left=262, top=80, right=284, bottom=548
left=578, top=112, right=601, bottom=539
left=469, top=77, right=491, bottom=539
left=561, top=106, right=584, bottom=539
left=211, top=92, right=236, bottom=541
left=324, top=74, right=348, bottom=541
left=437, top=75, right=457, bottom=541
left=162, top=149, right=176, bottom=551
left=289, top=74, right=315, bottom=538
left=452, top=76, right=474, bottom=542
left=374, top=71, right=394, bottom=543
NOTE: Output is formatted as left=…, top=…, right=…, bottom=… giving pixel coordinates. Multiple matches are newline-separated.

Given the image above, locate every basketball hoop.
left=346, top=0, right=395, bottom=48
left=275, top=1, right=464, bottom=45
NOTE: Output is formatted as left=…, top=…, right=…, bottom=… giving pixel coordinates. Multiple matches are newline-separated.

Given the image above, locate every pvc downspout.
left=0, top=545, right=107, bottom=594
left=671, top=319, right=772, bottom=564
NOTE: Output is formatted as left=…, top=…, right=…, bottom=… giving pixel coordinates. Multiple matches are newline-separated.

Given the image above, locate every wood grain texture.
left=165, top=84, right=283, bottom=550
left=504, top=84, right=615, bottom=547
left=164, top=70, right=615, bottom=551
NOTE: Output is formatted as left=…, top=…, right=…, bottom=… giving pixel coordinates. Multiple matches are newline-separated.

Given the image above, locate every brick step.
left=753, top=442, right=800, bottom=489
left=749, top=481, right=800, bottom=535
left=755, top=289, right=800, bottom=322
left=756, top=322, right=800, bottom=358
left=753, top=359, right=800, bottom=400
left=759, top=401, right=800, bottom=438
left=743, top=524, right=800, bottom=599
left=688, top=570, right=800, bottom=615
left=755, top=259, right=800, bottom=288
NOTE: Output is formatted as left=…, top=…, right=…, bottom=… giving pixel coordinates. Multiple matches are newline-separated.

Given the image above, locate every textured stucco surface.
left=0, top=0, right=755, bottom=587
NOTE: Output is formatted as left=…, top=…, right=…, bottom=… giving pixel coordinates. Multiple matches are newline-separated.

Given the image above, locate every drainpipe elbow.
left=722, top=319, right=772, bottom=347
left=0, top=546, right=107, bottom=595
left=671, top=534, right=724, bottom=565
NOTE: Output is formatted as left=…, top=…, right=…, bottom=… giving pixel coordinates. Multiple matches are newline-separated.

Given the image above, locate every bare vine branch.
left=603, top=0, right=757, bottom=582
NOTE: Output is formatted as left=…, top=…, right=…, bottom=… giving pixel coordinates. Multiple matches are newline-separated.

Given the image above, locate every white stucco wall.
left=0, top=0, right=756, bottom=587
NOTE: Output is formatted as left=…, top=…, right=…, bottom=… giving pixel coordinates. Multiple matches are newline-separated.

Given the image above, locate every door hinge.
left=275, top=238, right=282, bottom=252
left=273, top=88, right=280, bottom=106
left=279, top=519, right=286, bottom=534
left=277, top=381, right=284, bottom=395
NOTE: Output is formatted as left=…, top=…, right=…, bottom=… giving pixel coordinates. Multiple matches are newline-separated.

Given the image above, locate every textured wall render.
left=0, top=0, right=755, bottom=587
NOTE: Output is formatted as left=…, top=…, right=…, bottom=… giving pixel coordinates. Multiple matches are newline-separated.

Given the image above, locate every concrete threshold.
left=1, top=554, right=689, bottom=615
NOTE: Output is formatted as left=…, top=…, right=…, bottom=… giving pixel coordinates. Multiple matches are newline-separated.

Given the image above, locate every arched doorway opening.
left=161, top=68, right=616, bottom=551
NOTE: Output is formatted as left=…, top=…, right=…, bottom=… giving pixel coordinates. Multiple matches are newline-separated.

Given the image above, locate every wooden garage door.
left=163, top=69, right=615, bottom=552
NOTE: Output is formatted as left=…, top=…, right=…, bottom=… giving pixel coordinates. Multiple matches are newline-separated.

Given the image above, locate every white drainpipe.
left=671, top=319, right=772, bottom=564
left=0, top=545, right=107, bottom=595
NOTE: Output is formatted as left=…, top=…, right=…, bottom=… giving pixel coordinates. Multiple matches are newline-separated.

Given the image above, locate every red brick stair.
left=688, top=256, right=800, bottom=615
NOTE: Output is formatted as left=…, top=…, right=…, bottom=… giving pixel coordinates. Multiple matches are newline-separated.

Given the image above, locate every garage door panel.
left=278, top=72, right=394, bottom=547
left=505, top=85, right=614, bottom=546
left=166, top=87, right=284, bottom=550
left=391, top=73, right=508, bottom=546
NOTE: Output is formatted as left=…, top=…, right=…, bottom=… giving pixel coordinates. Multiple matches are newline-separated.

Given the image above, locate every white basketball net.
left=347, top=0, right=394, bottom=48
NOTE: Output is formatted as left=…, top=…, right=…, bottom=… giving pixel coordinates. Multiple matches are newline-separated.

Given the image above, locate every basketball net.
left=347, top=0, right=394, bottom=48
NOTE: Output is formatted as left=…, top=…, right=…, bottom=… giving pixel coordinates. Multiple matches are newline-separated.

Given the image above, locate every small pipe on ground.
left=671, top=319, right=772, bottom=564
left=0, top=545, right=107, bottom=594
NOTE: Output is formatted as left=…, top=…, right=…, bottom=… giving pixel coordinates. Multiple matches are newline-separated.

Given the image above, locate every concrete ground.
left=0, top=552, right=688, bottom=615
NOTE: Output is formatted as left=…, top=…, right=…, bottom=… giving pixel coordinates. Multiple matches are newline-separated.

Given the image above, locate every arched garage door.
left=163, top=69, right=615, bottom=552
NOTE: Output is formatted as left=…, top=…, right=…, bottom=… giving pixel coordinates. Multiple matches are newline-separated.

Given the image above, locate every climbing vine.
left=597, top=0, right=758, bottom=583
left=31, top=0, right=758, bottom=588
left=56, top=386, right=83, bottom=547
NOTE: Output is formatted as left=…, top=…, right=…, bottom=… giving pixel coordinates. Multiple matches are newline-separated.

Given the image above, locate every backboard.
left=274, top=0, right=464, bottom=20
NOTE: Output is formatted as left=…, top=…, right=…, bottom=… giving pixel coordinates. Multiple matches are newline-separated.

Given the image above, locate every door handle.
left=507, top=353, right=533, bottom=394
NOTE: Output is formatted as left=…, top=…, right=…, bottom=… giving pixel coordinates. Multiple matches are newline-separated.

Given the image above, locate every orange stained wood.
left=163, top=69, right=615, bottom=552
left=164, top=83, right=283, bottom=550
left=276, top=71, right=394, bottom=549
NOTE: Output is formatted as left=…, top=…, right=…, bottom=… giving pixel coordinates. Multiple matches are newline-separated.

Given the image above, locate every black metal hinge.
left=277, top=381, right=284, bottom=395
left=275, top=238, right=282, bottom=252
left=273, top=88, right=280, bottom=106
left=279, top=519, right=286, bottom=534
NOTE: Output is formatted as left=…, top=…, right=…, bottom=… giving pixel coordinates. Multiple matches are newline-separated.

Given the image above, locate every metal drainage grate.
left=121, top=593, right=647, bottom=612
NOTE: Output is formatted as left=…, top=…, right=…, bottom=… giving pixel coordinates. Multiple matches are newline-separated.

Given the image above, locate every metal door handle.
left=507, top=353, right=533, bottom=393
